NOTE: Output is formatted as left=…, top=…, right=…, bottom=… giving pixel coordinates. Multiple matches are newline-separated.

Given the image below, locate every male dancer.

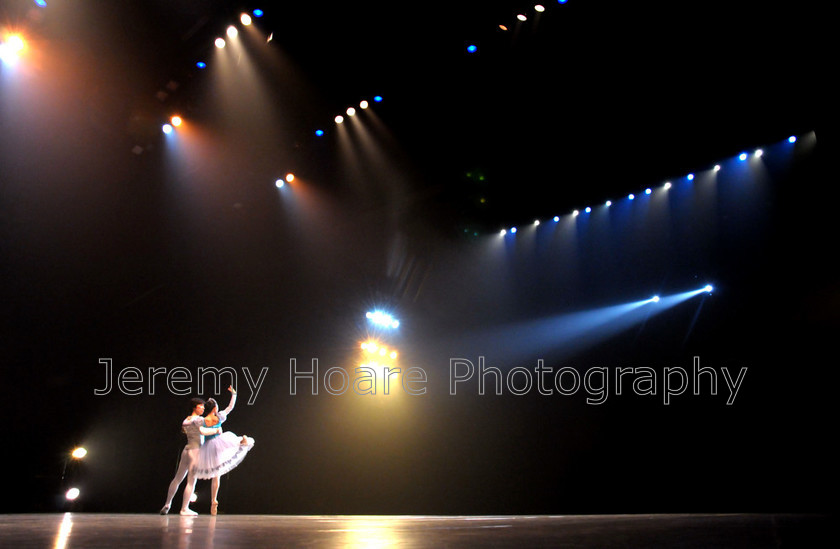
left=160, top=398, right=222, bottom=515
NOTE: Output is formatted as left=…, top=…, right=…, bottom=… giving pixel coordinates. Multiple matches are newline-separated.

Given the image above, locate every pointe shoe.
left=210, top=502, right=218, bottom=516
left=159, top=505, right=170, bottom=515
left=240, top=436, right=248, bottom=445
left=179, top=508, right=198, bottom=516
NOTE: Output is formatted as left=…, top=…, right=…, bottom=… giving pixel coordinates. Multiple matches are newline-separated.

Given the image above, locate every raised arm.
left=222, top=385, right=237, bottom=415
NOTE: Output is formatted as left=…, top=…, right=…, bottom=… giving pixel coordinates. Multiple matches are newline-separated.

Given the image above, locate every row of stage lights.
left=466, top=0, right=571, bottom=54
left=498, top=137, right=799, bottom=237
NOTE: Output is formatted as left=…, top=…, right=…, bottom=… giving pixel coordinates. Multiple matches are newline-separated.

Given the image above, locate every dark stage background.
left=1, top=0, right=832, bottom=515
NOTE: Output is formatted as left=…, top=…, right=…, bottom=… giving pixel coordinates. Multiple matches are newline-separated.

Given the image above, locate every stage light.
left=788, top=136, right=796, bottom=143
left=645, top=188, right=652, bottom=195
left=663, top=182, right=672, bottom=190
left=553, top=216, right=560, bottom=222
left=714, top=164, right=721, bottom=172
left=170, top=115, right=182, bottom=127
left=704, top=284, right=713, bottom=293
left=35, top=0, right=48, bottom=7
left=215, top=37, right=226, bottom=48
left=196, top=61, right=206, bottom=69
left=335, top=115, right=344, bottom=124
left=533, top=219, right=540, bottom=226
left=500, top=229, right=507, bottom=236
left=346, top=107, right=356, bottom=116
left=162, top=123, right=173, bottom=135
left=253, top=9, right=264, bottom=17
left=510, top=227, right=517, bottom=233
left=558, top=0, right=568, bottom=3
left=605, top=200, right=612, bottom=206
left=0, top=33, right=26, bottom=66
left=359, top=100, right=369, bottom=109
left=275, top=179, right=285, bottom=188
left=535, top=4, right=546, bottom=12
left=285, top=173, right=295, bottom=183
left=738, top=152, right=748, bottom=161
left=240, top=13, right=252, bottom=26
left=584, top=207, right=591, bottom=213
left=687, top=173, right=694, bottom=181
left=628, top=194, right=635, bottom=200
left=373, top=95, right=383, bottom=102
left=517, top=14, right=528, bottom=21
left=366, top=311, right=400, bottom=329
left=754, top=149, right=763, bottom=158
left=227, top=26, right=238, bottom=39
left=499, top=24, right=509, bottom=31
left=572, top=209, right=579, bottom=216
left=315, top=129, right=324, bottom=136
left=467, top=44, right=478, bottom=53
left=71, top=447, right=87, bottom=459
left=650, top=295, right=660, bottom=303
left=65, top=488, right=80, bottom=501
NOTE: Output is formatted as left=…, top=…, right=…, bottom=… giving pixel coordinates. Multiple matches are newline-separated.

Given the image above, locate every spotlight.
left=663, top=182, right=672, bottom=190
left=285, top=173, right=295, bottom=183
left=500, top=229, right=507, bottom=236
left=738, top=152, right=748, bottom=161
left=628, top=194, right=635, bottom=200
left=517, top=14, right=528, bottom=21
left=605, top=200, right=612, bottom=207
left=252, top=9, right=264, bottom=17
left=359, top=100, right=369, bottom=109
left=366, top=311, right=400, bottom=329
left=466, top=44, right=478, bottom=53
left=645, top=188, right=652, bottom=195
left=584, top=207, right=591, bottom=213
left=35, top=0, right=48, bottom=7
left=65, top=488, right=80, bottom=501
left=196, top=61, right=207, bottom=69
left=535, top=5, right=546, bottom=12
left=754, top=149, right=763, bottom=158
left=553, top=216, right=560, bottom=222
left=315, top=129, right=324, bottom=136
left=71, top=447, right=87, bottom=459
left=215, top=37, right=226, bottom=48
left=170, top=115, right=182, bottom=127
left=275, top=179, right=285, bottom=189
left=162, top=124, right=173, bottom=135
left=510, top=227, right=517, bottom=233
left=373, top=95, right=383, bottom=102
left=687, top=173, right=694, bottom=181
left=704, top=284, right=714, bottom=293
left=226, top=26, right=238, bottom=39
left=651, top=295, right=660, bottom=303
left=572, top=209, right=579, bottom=216
left=0, top=33, right=26, bottom=66
left=788, top=135, right=797, bottom=143
left=240, top=13, right=252, bottom=26
left=335, top=115, right=344, bottom=124
left=713, top=164, right=721, bottom=172
left=533, top=219, right=540, bottom=226
left=346, top=107, right=356, bottom=116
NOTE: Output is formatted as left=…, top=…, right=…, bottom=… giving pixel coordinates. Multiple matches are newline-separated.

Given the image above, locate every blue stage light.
left=315, top=129, right=324, bottom=137
left=788, top=135, right=796, bottom=143
left=366, top=310, right=400, bottom=329
left=510, top=227, right=517, bottom=234
left=196, top=61, right=206, bottom=69
left=651, top=295, right=660, bottom=303
left=687, top=173, right=694, bottom=181
left=584, top=207, right=591, bottom=213
left=738, top=153, right=748, bottom=161
left=704, top=285, right=713, bottom=293
left=252, top=9, right=264, bottom=17
left=553, top=216, right=560, bottom=222
left=645, top=188, right=652, bottom=195
left=373, top=95, right=383, bottom=102
left=34, top=0, right=48, bottom=7
left=467, top=44, right=478, bottom=53
left=628, top=194, right=635, bottom=200
left=162, top=123, right=173, bottom=135
left=605, top=200, right=612, bottom=206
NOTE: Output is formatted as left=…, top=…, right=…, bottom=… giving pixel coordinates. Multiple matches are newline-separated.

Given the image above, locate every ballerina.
left=194, top=386, right=255, bottom=515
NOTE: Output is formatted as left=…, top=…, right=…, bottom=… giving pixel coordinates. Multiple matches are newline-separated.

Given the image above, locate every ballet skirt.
left=194, top=411, right=254, bottom=479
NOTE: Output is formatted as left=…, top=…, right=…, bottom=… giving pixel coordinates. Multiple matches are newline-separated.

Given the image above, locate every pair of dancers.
left=160, top=386, right=255, bottom=516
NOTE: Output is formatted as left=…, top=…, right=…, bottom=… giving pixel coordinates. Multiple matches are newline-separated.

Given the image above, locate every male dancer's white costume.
left=160, top=414, right=220, bottom=515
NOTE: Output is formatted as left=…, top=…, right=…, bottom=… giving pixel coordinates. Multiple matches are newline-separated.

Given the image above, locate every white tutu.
left=194, top=431, right=255, bottom=479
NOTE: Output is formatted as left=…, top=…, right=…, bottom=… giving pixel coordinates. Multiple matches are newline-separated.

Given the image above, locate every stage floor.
left=0, top=513, right=828, bottom=548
